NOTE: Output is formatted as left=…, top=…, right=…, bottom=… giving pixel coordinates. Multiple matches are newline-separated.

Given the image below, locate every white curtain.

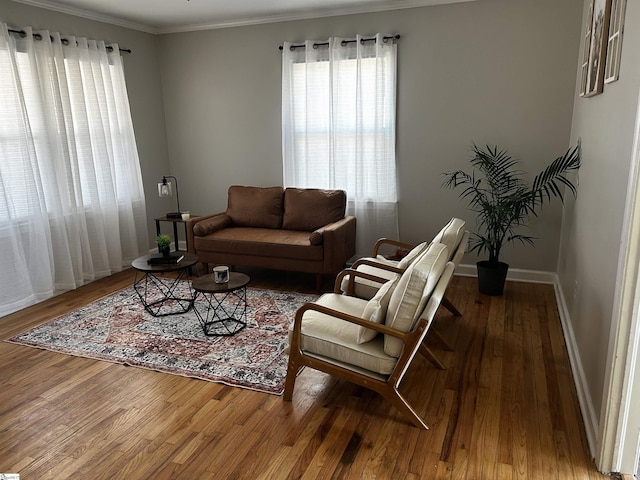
left=0, top=24, right=148, bottom=317
left=282, top=33, right=399, bottom=257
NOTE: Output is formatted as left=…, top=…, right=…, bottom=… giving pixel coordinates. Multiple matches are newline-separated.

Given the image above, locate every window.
left=282, top=34, right=399, bottom=255
left=604, top=0, right=627, bottom=84
left=0, top=25, right=148, bottom=316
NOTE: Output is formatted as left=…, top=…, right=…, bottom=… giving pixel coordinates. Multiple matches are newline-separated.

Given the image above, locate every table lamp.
left=158, top=175, right=182, bottom=218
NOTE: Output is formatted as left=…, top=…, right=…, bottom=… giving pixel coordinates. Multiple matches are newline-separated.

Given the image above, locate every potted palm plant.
left=443, top=143, right=581, bottom=295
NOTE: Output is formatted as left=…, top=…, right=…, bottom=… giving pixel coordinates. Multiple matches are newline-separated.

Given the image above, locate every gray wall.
left=0, top=0, right=170, bottom=245
left=559, top=0, right=640, bottom=439
left=1, top=0, right=584, bottom=265
left=158, top=0, right=583, bottom=271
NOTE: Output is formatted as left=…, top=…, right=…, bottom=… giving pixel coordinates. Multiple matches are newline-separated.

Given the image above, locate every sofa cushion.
left=226, top=186, right=284, bottom=229
left=194, top=227, right=323, bottom=261
left=282, top=188, right=346, bottom=231
left=193, top=214, right=232, bottom=237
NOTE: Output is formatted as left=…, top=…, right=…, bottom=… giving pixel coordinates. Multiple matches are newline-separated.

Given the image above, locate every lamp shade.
left=158, top=181, right=172, bottom=197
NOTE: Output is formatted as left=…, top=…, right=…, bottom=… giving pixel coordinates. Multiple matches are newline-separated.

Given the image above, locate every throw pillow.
left=357, top=279, right=397, bottom=344
left=397, top=241, right=429, bottom=270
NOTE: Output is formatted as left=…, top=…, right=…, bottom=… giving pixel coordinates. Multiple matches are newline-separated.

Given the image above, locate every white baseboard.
left=458, top=262, right=599, bottom=456
left=456, top=262, right=557, bottom=284
left=553, top=280, right=600, bottom=457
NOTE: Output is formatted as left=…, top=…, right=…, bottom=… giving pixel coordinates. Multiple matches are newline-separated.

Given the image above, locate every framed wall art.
left=580, top=0, right=612, bottom=97
left=604, top=0, right=626, bottom=84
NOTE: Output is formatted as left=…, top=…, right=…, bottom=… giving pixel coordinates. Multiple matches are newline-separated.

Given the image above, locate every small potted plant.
left=156, top=234, right=172, bottom=257
left=443, top=143, right=581, bottom=295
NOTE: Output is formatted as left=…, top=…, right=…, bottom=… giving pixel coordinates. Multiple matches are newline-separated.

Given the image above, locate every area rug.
left=7, top=283, right=317, bottom=395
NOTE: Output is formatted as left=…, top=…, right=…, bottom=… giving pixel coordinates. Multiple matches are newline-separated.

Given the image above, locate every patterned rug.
left=7, top=283, right=317, bottom=395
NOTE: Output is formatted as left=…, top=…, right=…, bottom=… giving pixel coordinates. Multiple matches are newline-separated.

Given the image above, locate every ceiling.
left=12, top=0, right=472, bottom=34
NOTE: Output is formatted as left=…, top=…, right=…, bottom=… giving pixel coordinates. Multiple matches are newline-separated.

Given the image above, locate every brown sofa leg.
left=316, top=274, right=323, bottom=293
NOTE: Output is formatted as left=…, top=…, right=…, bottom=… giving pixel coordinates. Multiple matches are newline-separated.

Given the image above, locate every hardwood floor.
left=0, top=268, right=609, bottom=479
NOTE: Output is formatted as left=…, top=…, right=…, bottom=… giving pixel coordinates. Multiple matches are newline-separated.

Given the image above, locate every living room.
left=1, top=0, right=639, bottom=477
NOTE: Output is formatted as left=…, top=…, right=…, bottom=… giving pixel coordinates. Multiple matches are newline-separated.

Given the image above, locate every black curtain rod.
left=279, top=34, right=400, bottom=51
left=7, top=27, right=132, bottom=54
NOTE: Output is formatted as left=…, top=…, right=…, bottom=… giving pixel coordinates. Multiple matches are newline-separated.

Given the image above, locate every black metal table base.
left=133, top=269, right=194, bottom=317
left=193, top=287, right=247, bottom=336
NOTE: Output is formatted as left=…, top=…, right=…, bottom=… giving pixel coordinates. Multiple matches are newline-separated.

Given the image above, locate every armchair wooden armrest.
left=351, top=257, right=405, bottom=274
left=292, top=302, right=413, bottom=342
left=334, top=268, right=390, bottom=296
left=371, top=238, right=415, bottom=257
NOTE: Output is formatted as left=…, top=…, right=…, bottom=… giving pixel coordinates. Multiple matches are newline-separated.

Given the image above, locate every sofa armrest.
left=186, top=213, right=230, bottom=253
left=321, top=215, right=357, bottom=272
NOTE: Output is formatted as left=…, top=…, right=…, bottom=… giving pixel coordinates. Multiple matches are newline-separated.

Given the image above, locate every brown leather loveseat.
left=186, top=185, right=357, bottom=289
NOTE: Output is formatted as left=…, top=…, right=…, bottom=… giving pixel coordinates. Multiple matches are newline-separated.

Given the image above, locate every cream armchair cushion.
left=432, top=217, right=467, bottom=265
left=384, top=242, right=449, bottom=356
left=289, top=294, right=398, bottom=375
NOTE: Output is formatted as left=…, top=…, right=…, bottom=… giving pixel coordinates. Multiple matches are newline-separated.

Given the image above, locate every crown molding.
left=10, top=0, right=157, bottom=33
left=11, top=0, right=476, bottom=35
left=156, top=0, right=476, bottom=34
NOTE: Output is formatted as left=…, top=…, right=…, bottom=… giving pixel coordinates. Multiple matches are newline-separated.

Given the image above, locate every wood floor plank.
left=0, top=269, right=608, bottom=479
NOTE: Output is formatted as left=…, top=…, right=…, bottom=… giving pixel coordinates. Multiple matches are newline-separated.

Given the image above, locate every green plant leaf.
left=442, top=142, right=581, bottom=265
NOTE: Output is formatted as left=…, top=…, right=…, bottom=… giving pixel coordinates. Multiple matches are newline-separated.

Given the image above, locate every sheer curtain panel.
left=0, top=24, right=148, bottom=317
left=282, top=33, right=399, bottom=257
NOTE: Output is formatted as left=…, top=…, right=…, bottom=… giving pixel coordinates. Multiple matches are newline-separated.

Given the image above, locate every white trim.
left=10, top=0, right=476, bottom=35
left=156, top=0, right=475, bottom=34
left=9, top=0, right=156, bottom=33
left=456, top=262, right=557, bottom=284
left=554, top=277, right=601, bottom=456
left=596, top=87, right=640, bottom=475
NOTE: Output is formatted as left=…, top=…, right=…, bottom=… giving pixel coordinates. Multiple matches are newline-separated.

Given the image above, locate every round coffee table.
left=131, top=252, right=199, bottom=317
left=192, top=272, right=250, bottom=336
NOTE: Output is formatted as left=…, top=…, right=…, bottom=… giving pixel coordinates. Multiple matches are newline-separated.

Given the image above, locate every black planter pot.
left=159, top=244, right=171, bottom=257
left=477, top=260, right=509, bottom=296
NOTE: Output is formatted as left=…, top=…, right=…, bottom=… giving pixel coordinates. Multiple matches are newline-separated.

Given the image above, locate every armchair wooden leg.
left=382, top=388, right=429, bottom=430
left=430, top=328, right=455, bottom=351
left=283, top=355, right=301, bottom=401
left=419, top=344, right=447, bottom=370
left=441, top=295, right=462, bottom=317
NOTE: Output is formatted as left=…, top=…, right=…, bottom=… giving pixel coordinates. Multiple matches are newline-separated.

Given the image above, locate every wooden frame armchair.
left=341, top=217, right=469, bottom=317
left=284, top=242, right=456, bottom=429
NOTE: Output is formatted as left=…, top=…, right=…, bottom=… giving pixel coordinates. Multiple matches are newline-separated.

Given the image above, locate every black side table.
left=155, top=215, right=198, bottom=252
left=131, top=252, right=199, bottom=317
left=192, top=272, right=250, bottom=336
